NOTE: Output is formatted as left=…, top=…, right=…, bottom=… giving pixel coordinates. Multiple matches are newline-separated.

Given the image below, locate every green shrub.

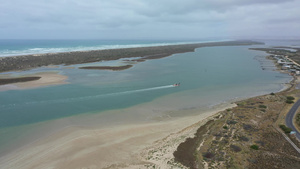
left=259, top=105, right=267, bottom=109
left=296, top=114, right=300, bottom=127
left=239, top=136, right=249, bottom=142
left=279, top=124, right=292, bottom=133
left=286, top=100, right=294, bottom=104
left=250, top=145, right=259, bottom=150
left=230, top=145, right=242, bottom=152
left=203, top=152, right=215, bottom=159
left=287, top=96, right=295, bottom=100
left=223, top=126, right=228, bottom=129
left=227, top=120, right=238, bottom=125
left=270, top=92, right=275, bottom=95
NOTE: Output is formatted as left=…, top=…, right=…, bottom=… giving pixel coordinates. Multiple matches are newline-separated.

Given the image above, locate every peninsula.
left=0, top=41, right=262, bottom=73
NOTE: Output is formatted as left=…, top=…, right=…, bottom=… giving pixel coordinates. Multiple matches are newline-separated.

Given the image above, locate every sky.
left=1, top=0, right=300, bottom=40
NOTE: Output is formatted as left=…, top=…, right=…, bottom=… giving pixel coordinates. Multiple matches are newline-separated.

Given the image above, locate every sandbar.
left=0, top=72, right=68, bottom=91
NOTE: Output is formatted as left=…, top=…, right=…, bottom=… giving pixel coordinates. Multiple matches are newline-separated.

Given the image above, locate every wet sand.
left=0, top=103, right=234, bottom=169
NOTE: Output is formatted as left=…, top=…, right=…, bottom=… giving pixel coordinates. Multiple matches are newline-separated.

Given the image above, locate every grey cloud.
left=0, top=0, right=299, bottom=39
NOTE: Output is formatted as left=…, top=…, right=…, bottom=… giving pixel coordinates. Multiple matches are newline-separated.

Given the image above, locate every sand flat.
left=0, top=104, right=234, bottom=169
left=0, top=72, right=68, bottom=91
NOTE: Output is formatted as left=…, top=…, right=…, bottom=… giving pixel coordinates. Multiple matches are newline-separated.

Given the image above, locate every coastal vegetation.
left=173, top=88, right=300, bottom=168
left=0, top=76, right=41, bottom=85
left=279, top=124, right=292, bottom=134
left=250, top=144, right=259, bottom=150
left=286, top=96, right=295, bottom=104
left=0, top=41, right=262, bottom=73
left=287, top=96, right=295, bottom=100
left=170, top=47, right=300, bottom=168
left=79, top=65, right=132, bottom=71
left=296, top=113, right=300, bottom=128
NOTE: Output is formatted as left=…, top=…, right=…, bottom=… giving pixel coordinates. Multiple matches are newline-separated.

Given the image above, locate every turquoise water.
left=0, top=45, right=291, bottom=127
left=0, top=44, right=292, bottom=155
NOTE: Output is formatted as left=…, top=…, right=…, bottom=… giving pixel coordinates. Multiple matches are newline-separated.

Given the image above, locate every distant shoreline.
left=0, top=76, right=41, bottom=85
left=79, top=65, right=133, bottom=71
left=0, top=40, right=263, bottom=73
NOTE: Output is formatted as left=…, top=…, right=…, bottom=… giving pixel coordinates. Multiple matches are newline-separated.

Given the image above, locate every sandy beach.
left=0, top=102, right=234, bottom=169
left=0, top=72, right=68, bottom=91
left=0, top=42, right=295, bottom=168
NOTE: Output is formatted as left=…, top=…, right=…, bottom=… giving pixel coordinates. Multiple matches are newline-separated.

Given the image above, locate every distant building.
left=277, top=59, right=286, bottom=65
left=289, top=69, right=297, bottom=73
left=282, top=65, right=291, bottom=70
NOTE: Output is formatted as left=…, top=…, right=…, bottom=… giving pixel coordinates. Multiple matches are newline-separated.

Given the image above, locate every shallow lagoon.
left=0, top=45, right=292, bottom=155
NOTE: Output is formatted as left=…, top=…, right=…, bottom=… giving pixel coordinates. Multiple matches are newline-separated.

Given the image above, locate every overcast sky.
left=1, top=0, right=299, bottom=40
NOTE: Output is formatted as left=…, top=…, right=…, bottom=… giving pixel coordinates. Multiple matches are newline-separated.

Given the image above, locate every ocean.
left=0, top=39, right=216, bottom=57
left=0, top=39, right=296, bottom=156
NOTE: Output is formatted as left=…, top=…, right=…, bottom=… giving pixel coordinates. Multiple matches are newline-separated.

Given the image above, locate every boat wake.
left=117, top=85, right=174, bottom=94
left=0, top=85, right=176, bottom=109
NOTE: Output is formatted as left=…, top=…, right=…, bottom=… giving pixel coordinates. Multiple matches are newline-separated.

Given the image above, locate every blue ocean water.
left=0, top=39, right=216, bottom=57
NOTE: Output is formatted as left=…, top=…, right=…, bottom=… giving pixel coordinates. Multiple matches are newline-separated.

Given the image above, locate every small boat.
left=173, top=83, right=180, bottom=87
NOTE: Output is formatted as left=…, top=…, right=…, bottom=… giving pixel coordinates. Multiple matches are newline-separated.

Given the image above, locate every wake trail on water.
left=0, top=85, right=175, bottom=109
